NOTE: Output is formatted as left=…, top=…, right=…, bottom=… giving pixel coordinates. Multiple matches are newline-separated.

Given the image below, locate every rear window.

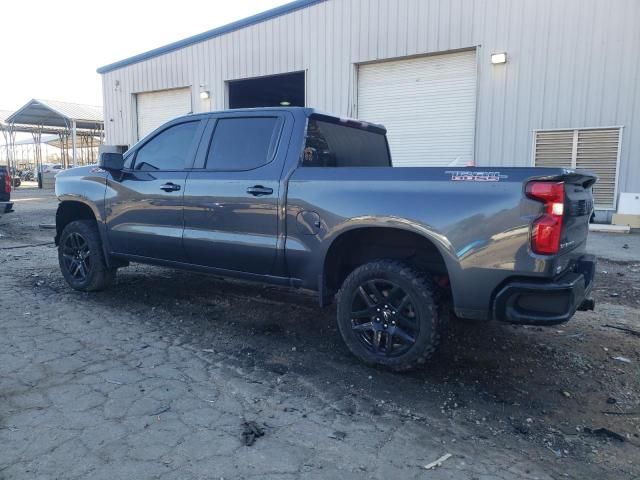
left=302, top=118, right=390, bottom=167
left=205, top=117, right=281, bottom=171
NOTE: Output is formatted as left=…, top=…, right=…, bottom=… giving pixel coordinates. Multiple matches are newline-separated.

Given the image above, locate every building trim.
left=531, top=125, right=625, bottom=132
left=613, top=126, right=624, bottom=211
left=96, top=0, right=326, bottom=74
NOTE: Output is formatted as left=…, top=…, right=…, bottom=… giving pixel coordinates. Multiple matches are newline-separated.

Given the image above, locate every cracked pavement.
left=0, top=268, right=551, bottom=480
left=1, top=187, right=638, bottom=479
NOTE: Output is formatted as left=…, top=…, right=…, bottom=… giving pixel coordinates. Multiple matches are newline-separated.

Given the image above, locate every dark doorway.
left=228, top=71, right=305, bottom=109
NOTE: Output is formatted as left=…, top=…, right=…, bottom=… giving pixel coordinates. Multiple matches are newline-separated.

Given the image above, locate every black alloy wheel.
left=336, top=260, right=444, bottom=371
left=350, top=279, right=419, bottom=357
left=61, top=232, right=92, bottom=282
left=58, top=220, right=116, bottom=292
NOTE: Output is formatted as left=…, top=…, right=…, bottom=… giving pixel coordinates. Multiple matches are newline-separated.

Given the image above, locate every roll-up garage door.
left=358, top=50, right=477, bottom=167
left=136, top=87, right=192, bottom=140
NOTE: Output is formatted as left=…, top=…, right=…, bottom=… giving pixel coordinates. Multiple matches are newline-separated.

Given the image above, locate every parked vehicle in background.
left=0, top=165, right=14, bottom=217
left=9, top=168, right=21, bottom=188
left=54, top=107, right=597, bottom=371
left=39, top=164, right=64, bottom=189
left=40, top=164, right=64, bottom=174
left=20, top=169, right=36, bottom=182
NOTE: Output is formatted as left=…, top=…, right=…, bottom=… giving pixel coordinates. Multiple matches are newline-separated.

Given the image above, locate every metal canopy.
left=6, top=99, right=103, bottom=130
left=2, top=100, right=104, bottom=173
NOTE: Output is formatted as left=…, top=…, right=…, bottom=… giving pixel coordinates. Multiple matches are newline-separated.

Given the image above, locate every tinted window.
left=206, top=117, right=280, bottom=171
left=302, top=119, right=390, bottom=167
left=134, top=122, right=199, bottom=171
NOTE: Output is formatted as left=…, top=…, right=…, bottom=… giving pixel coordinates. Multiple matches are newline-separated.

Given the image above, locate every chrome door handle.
left=160, top=182, right=181, bottom=192
left=246, top=185, right=273, bottom=196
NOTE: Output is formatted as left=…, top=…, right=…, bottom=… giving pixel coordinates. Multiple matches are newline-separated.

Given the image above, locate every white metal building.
left=98, top=0, right=640, bottom=216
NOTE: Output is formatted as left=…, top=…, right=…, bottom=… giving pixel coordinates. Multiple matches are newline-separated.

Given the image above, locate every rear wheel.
left=336, top=260, right=444, bottom=371
left=58, top=220, right=116, bottom=291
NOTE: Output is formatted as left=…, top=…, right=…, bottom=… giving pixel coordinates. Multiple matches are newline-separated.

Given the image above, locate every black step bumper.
left=493, top=255, right=596, bottom=325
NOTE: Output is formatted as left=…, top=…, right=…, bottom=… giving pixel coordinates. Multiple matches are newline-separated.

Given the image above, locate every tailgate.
left=560, top=171, right=597, bottom=254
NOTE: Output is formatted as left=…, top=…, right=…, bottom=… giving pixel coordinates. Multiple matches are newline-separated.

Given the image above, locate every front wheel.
left=336, top=260, right=444, bottom=371
left=58, top=220, right=116, bottom=291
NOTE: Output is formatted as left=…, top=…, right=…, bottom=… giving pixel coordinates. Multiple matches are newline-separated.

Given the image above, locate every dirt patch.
left=593, top=259, right=640, bottom=309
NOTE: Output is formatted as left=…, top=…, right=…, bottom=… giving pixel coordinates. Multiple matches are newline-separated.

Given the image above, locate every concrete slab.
left=587, top=230, right=640, bottom=262
left=589, top=223, right=630, bottom=233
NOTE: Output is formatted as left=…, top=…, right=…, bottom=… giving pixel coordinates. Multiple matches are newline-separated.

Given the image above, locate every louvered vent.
left=534, top=127, right=621, bottom=209
left=534, top=130, right=574, bottom=168
left=575, top=129, right=620, bottom=209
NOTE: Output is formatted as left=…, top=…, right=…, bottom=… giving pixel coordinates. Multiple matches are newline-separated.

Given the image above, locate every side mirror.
left=99, top=152, right=124, bottom=171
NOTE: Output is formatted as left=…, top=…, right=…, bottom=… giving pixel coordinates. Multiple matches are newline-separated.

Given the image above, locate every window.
left=534, top=127, right=621, bottom=209
left=206, top=117, right=280, bottom=171
left=134, top=121, right=199, bottom=171
left=302, top=118, right=391, bottom=167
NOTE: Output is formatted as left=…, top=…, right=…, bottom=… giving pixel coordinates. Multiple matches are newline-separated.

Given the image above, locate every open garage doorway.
left=228, top=71, right=305, bottom=109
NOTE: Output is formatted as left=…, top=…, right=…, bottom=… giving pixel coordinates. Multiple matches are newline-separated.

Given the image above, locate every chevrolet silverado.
left=54, top=108, right=597, bottom=370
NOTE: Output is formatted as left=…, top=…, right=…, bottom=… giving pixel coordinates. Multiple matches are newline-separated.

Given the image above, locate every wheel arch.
left=54, top=198, right=121, bottom=268
left=55, top=199, right=101, bottom=245
left=320, top=222, right=458, bottom=305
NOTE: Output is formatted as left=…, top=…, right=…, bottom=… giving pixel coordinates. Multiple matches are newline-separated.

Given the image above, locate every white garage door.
left=358, top=51, right=477, bottom=167
left=136, top=87, right=192, bottom=140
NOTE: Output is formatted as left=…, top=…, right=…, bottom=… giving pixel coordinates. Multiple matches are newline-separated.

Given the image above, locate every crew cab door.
left=105, top=119, right=205, bottom=262
left=183, top=111, right=292, bottom=274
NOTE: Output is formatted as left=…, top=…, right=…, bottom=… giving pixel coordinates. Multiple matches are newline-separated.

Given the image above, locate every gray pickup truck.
left=55, top=107, right=596, bottom=370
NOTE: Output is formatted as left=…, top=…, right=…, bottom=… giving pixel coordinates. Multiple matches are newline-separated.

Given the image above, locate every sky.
left=0, top=0, right=290, bottom=111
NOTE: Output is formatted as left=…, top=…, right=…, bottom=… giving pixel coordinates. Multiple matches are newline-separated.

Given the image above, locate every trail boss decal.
left=446, top=171, right=506, bottom=182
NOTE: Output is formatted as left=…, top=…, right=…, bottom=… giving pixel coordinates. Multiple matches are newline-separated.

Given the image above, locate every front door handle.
left=160, top=182, right=181, bottom=192
left=246, top=185, right=273, bottom=196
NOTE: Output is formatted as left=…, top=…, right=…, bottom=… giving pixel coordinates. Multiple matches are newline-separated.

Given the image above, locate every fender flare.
left=55, top=196, right=114, bottom=267
left=318, top=217, right=461, bottom=304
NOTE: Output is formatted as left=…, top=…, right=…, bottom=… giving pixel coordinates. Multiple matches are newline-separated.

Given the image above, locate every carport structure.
left=3, top=99, right=103, bottom=175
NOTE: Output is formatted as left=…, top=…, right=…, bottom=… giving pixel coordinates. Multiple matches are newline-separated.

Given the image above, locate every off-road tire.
left=336, top=260, right=445, bottom=371
left=58, top=220, right=116, bottom=292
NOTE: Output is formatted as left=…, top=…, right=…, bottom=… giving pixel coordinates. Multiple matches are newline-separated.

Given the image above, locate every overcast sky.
left=0, top=0, right=290, bottom=111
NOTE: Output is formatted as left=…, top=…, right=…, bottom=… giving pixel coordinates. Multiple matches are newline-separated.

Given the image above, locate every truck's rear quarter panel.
left=286, top=166, right=594, bottom=320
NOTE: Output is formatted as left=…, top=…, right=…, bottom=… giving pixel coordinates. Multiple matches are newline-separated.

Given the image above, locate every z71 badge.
left=446, top=171, right=506, bottom=182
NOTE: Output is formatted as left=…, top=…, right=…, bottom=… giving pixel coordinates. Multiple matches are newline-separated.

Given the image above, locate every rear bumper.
left=493, top=255, right=596, bottom=325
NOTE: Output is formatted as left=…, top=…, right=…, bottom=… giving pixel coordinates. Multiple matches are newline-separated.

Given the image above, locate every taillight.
left=4, top=170, right=10, bottom=194
left=526, top=181, right=565, bottom=255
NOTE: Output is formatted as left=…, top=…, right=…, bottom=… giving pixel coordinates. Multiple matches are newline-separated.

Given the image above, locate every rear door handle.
left=160, top=182, right=181, bottom=192
left=246, top=185, right=273, bottom=196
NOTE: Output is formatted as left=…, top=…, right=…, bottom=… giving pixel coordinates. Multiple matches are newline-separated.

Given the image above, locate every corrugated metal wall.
left=101, top=0, right=640, bottom=194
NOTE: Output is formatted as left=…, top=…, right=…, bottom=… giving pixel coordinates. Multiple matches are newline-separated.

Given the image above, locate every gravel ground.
left=1, top=186, right=639, bottom=480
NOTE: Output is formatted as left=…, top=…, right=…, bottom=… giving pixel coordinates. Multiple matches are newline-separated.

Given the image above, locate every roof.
left=13, top=134, right=58, bottom=146
left=6, top=99, right=103, bottom=130
left=45, top=134, right=101, bottom=149
left=97, top=0, right=325, bottom=74
left=160, top=107, right=387, bottom=133
left=4, top=133, right=100, bottom=148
